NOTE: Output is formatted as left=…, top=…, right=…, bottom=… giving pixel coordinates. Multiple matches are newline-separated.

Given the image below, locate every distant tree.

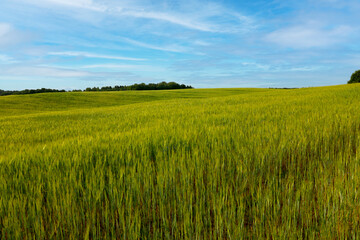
left=348, top=70, right=360, bottom=84
left=138, top=83, right=146, bottom=90
left=167, top=82, right=180, bottom=89
left=157, top=81, right=168, bottom=90
left=101, top=86, right=113, bottom=91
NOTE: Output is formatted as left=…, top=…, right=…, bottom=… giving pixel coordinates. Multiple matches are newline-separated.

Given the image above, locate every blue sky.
left=0, top=0, right=359, bottom=90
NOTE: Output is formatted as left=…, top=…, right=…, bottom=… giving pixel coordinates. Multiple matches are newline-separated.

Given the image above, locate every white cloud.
left=193, top=40, right=211, bottom=46
left=80, top=64, right=166, bottom=72
left=16, top=0, right=254, bottom=33
left=81, top=64, right=141, bottom=69
left=0, top=23, right=30, bottom=48
left=118, top=9, right=216, bottom=32
left=114, top=4, right=254, bottom=33
left=266, top=25, right=352, bottom=48
left=119, top=37, right=189, bottom=53
left=241, top=62, right=270, bottom=71
left=48, top=51, right=146, bottom=61
left=0, top=54, right=15, bottom=63
left=1, top=66, right=91, bottom=77
left=28, top=0, right=106, bottom=11
left=0, top=23, right=12, bottom=36
left=287, top=66, right=323, bottom=72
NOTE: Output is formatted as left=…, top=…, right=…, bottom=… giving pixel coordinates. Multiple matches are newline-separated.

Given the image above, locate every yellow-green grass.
left=0, top=85, right=359, bottom=239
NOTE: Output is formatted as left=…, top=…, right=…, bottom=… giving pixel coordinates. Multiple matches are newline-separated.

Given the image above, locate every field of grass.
left=1, top=84, right=360, bottom=239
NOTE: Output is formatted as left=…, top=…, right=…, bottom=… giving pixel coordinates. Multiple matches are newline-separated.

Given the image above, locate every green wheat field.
left=1, top=84, right=360, bottom=239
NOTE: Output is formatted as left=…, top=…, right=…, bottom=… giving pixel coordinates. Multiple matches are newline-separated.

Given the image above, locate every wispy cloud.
left=0, top=22, right=30, bottom=48
left=48, top=51, right=146, bottom=61
left=28, top=0, right=106, bottom=12
left=0, top=54, right=15, bottom=63
left=0, top=23, right=12, bottom=37
left=0, top=65, right=91, bottom=77
left=192, top=40, right=211, bottom=46
left=80, top=64, right=166, bottom=72
left=115, top=5, right=254, bottom=33
left=81, top=64, right=141, bottom=69
left=118, top=10, right=217, bottom=32
left=16, top=0, right=254, bottom=33
left=266, top=24, right=353, bottom=49
left=119, top=37, right=189, bottom=53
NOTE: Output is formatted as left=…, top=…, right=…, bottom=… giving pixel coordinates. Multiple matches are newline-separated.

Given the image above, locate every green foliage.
left=86, top=81, right=193, bottom=92
left=0, top=88, right=66, bottom=96
left=0, top=85, right=360, bottom=238
left=0, top=82, right=193, bottom=97
left=348, top=70, right=360, bottom=83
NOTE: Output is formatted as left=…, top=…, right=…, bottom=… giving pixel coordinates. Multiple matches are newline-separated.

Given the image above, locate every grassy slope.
left=0, top=88, right=266, bottom=117
left=1, top=85, right=360, bottom=239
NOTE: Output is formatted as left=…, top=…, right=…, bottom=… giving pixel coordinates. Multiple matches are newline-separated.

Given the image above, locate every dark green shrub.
left=348, top=70, right=360, bottom=84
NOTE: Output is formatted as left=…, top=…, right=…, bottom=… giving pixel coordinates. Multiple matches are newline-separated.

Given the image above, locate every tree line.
left=0, top=82, right=193, bottom=96
left=85, top=81, right=192, bottom=91
left=0, top=88, right=66, bottom=96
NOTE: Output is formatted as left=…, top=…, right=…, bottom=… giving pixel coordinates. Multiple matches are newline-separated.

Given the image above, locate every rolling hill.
left=1, top=85, right=359, bottom=238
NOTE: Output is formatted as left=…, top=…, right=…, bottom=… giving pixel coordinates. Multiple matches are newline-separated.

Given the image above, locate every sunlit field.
left=1, top=85, right=360, bottom=239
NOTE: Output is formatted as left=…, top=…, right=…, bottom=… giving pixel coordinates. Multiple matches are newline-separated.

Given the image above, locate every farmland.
left=1, top=84, right=360, bottom=239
